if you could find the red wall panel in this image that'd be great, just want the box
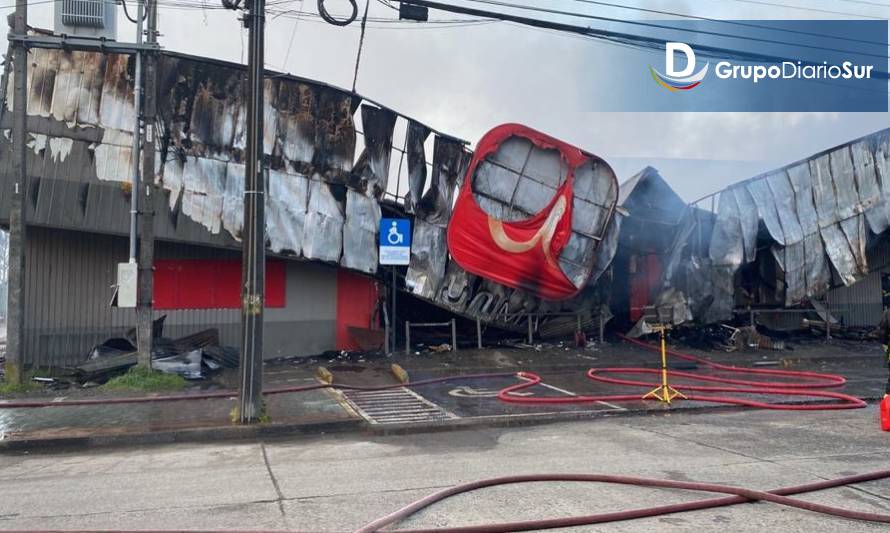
[336,270,380,350]
[154,259,286,310]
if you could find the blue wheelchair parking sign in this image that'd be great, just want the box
[379,218,411,265]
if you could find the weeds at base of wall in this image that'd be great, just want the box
[0,373,42,395]
[101,367,188,392]
[230,401,272,424]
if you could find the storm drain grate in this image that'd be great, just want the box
[340,388,457,424]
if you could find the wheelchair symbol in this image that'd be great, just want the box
[387,221,405,245]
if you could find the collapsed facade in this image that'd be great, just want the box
[662,129,890,328]
[1,44,888,368]
[0,46,622,366]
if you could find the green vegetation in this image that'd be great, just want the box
[0,375,42,395]
[101,366,188,392]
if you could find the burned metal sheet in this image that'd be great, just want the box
[419,135,468,226]
[302,178,343,263]
[222,162,244,239]
[351,105,396,196]
[810,155,858,285]
[851,140,889,235]
[765,172,806,305]
[709,189,744,267]
[341,189,381,273]
[829,148,868,276]
[313,89,356,179]
[733,186,759,264]
[874,132,890,220]
[746,179,785,246]
[404,121,430,214]
[267,169,309,255]
[405,218,447,300]
[787,161,830,297]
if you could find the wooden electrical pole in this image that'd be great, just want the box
[5,0,28,385]
[136,0,159,368]
[238,0,266,423]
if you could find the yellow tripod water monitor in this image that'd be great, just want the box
[642,324,687,404]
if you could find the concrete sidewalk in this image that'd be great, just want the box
[1,340,887,450]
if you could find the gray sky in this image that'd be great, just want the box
[5,0,889,200]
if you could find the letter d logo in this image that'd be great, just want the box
[650,42,709,92]
[666,42,695,77]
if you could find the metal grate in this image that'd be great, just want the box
[340,388,456,425]
[61,0,106,28]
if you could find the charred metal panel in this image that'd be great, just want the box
[405,218,447,299]
[302,178,344,264]
[419,135,468,225]
[746,179,785,246]
[313,89,356,180]
[709,190,744,267]
[851,140,888,235]
[787,161,830,297]
[811,154,859,285]
[267,169,308,255]
[874,132,890,221]
[341,189,381,273]
[404,121,430,214]
[351,105,396,196]
[829,147,868,276]
[766,172,806,305]
[733,187,759,264]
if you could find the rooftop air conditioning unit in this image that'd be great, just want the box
[54,0,117,40]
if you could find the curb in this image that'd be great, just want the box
[5,396,879,452]
[0,418,365,453]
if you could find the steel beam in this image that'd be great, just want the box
[7,33,160,54]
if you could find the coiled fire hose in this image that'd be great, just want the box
[497,335,867,410]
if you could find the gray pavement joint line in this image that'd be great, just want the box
[626,424,777,465]
[0,484,458,523]
[627,422,890,503]
[260,442,287,517]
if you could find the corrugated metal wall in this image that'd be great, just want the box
[23,226,337,368]
[824,240,890,327]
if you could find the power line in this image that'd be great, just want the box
[709,0,886,19]
[450,0,890,59]
[281,0,304,70]
[564,0,889,48]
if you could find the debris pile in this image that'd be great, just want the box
[73,317,238,382]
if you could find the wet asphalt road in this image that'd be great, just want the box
[1,406,889,532]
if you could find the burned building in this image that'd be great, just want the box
[0,46,623,367]
[663,127,890,329]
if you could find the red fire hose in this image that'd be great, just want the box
[497,335,866,410]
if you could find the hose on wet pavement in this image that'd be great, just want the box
[497,335,867,410]
[6,469,890,532]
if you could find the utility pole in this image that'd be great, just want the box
[137,0,159,368]
[238,0,266,423]
[5,0,28,385]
